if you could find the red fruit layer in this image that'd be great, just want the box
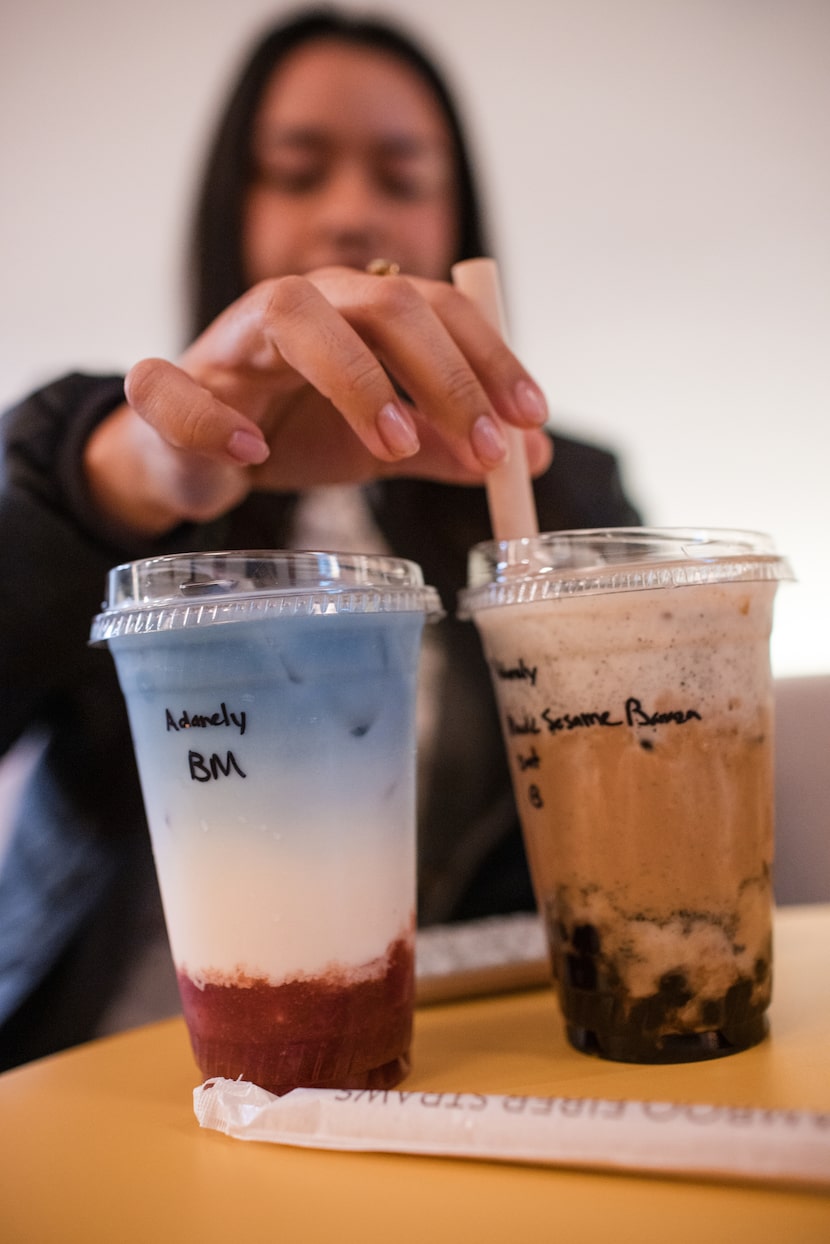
[178,934,413,1094]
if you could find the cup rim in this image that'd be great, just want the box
[458,527,795,615]
[90,548,444,644]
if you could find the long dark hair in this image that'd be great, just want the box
[187,6,491,339]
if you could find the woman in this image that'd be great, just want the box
[0,8,640,1069]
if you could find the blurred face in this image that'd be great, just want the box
[243,39,460,283]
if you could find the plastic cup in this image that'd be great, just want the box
[91,549,443,1093]
[459,528,794,1064]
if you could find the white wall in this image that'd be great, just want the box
[3,0,828,675]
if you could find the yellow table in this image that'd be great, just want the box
[1,905,828,1243]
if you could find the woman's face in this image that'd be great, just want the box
[243,39,460,284]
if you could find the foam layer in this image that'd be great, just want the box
[477,581,775,715]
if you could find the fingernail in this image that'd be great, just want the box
[377,402,420,457]
[227,429,270,464]
[471,414,508,466]
[514,380,549,426]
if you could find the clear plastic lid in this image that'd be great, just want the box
[459,528,795,615]
[90,549,444,643]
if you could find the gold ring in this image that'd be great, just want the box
[366,258,401,276]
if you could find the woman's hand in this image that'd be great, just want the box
[84,266,552,535]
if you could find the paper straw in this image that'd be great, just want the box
[194,1080,830,1193]
[451,258,539,540]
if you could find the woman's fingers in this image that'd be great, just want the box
[252,276,423,463]
[124,358,270,465]
[126,269,552,486]
[327,271,510,471]
[406,276,550,431]
[310,268,548,469]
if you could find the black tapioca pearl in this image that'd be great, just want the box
[640,739,654,751]
[657,971,693,1009]
[572,923,600,954]
[565,953,597,990]
[350,723,371,737]
[754,956,769,983]
[724,978,753,1022]
[628,993,668,1033]
[701,999,722,1026]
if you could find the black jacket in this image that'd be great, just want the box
[0,373,641,1068]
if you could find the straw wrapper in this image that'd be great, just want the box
[194,1080,830,1193]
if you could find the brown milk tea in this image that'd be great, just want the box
[461,529,793,1063]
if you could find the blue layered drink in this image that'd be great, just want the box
[92,551,442,1092]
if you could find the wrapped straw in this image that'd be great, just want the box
[194,1080,830,1193]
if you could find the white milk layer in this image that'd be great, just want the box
[151,815,414,985]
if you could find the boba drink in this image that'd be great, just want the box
[461,529,793,1063]
[91,551,442,1093]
